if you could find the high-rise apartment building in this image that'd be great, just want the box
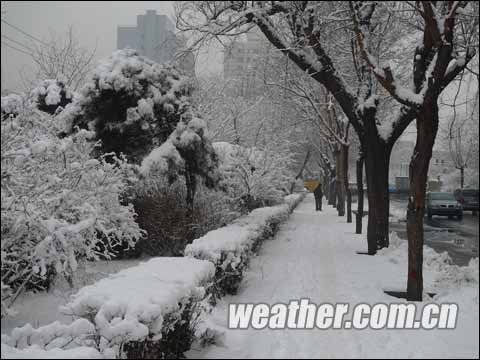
[117,10,194,76]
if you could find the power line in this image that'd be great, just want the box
[1,41,33,56]
[1,34,34,52]
[1,18,48,46]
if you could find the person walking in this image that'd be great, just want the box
[314,183,323,211]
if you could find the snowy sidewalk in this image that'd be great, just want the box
[188,194,478,359]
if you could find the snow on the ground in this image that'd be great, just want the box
[1,344,102,359]
[1,259,146,335]
[187,194,478,359]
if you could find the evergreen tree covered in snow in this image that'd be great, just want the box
[59,49,193,164]
[31,79,73,115]
[140,113,219,208]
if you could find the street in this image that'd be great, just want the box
[389,196,479,266]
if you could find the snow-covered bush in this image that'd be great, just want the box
[1,319,96,350]
[1,343,103,359]
[60,257,215,358]
[1,106,142,315]
[213,142,294,212]
[140,114,220,207]
[59,49,193,164]
[185,193,305,298]
[1,93,27,118]
[31,79,73,115]
[132,179,239,257]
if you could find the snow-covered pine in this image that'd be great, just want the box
[59,49,193,163]
[30,79,74,115]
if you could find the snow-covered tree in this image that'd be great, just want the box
[140,113,220,209]
[213,141,293,211]
[1,103,142,314]
[30,79,73,115]
[59,49,193,164]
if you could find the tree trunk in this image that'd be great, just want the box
[343,144,352,223]
[363,137,391,254]
[185,169,196,214]
[329,175,336,206]
[356,151,364,234]
[406,102,439,302]
[335,148,345,216]
[460,167,464,189]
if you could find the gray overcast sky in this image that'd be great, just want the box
[1,1,222,92]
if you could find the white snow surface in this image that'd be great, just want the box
[1,344,102,359]
[188,194,478,359]
[61,257,215,349]
[185,194,304,263]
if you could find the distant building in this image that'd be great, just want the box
[117,10,194,76]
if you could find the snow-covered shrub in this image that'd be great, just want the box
[1,318,96,350]
[185,193,305,298]
[61,257,215,358]
[31,79,73,115]
[140,113,220,207]
[1,106,142,314]
[59,49,193,164]
[132,179,239,257]
[0,343,103,359]
[213,142,294,212]
[1,93,27,119]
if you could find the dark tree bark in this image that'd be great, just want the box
[363,133,392,254]
[356,151,364,234]
[335,147,345,216]
[406,101,439,301]
[460,167,465,189]
[343,144,352,223]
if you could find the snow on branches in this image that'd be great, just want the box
[1,105,143,315]
[59,49,193,164]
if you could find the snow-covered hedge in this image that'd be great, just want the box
[185,192,305,297]
[58,257,215,358]
[1,343,102,359]
[1,319,97,352]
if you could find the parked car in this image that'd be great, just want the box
[454,188,479,215]
[426,192,463,220]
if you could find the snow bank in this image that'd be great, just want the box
[0,344,102,359]
[61,257,215,357]
[378,232,479,290]
[185,193,305,296]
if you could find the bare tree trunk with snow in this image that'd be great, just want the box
[356,151,364,234]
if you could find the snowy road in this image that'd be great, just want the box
[188,194,479,359]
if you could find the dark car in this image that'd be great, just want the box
[454,189,479,214]
[426,192,463,220]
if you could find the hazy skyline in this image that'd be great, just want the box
[1,1,223,92]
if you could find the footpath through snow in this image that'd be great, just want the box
[188,194,479,359]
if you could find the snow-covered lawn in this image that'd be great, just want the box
[188,194,478,359]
